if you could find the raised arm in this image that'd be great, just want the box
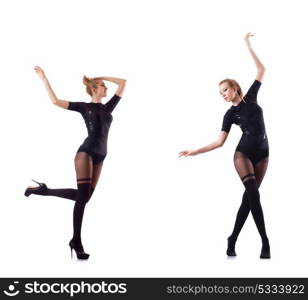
[244,33,265,82]
[179,131,229,157]
[34,66,69,109]
[97,76,126,97]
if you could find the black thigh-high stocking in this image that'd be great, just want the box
[71,154,103,251]
[72,183,92,249]
[36,186,94,201]
[71,152,94,251]
[228,152,269,255]
[243,179,268,243]
[229,159,268,241]
[26,151,103,257]
[229,190,250,241]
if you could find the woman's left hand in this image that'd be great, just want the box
[178,150,198,157]
[244,32,254,46]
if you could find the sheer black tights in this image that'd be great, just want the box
[229,151,269,245]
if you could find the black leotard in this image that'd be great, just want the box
[221,80,269,164]
[68,94,121,163]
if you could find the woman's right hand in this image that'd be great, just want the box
[178,150,199,157]
[34,66,46,80]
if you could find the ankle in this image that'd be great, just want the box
[262,237,269,246]
[228,235,237,243]
[70,238,83,251]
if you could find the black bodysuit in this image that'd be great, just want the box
[221,80,269,165]
[68,94,121,164]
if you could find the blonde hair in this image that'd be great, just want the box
[219,78,244,99]
[83,75,102,96]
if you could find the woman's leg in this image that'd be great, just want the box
[71,152,93,250]
[227,151,254,255]
[228,151,269,256]
[91,160,104,189]
[69,158,104,256]
[38,187,78,200]
[229,154,269,241]
[25,153,101,201]
[251,157,270,258]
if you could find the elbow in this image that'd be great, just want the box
[256,67,265,81]
[259,66,266,74]
[216,137,226,148]
[118,79,126,88]
[121,79,127,89]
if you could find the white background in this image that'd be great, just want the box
[0,0,307,277]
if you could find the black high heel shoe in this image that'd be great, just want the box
[260,240,271,259]
[226,236,237,257]
[69,240,90,260]
[24,180,47,197]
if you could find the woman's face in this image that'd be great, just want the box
[219,83,236,102]
[94,81,107,98]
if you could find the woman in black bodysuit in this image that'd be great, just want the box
[179,33,270,259]
[25,66,126,259]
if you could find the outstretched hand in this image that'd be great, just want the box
[178,150,198,157]
[34,66,46,80]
